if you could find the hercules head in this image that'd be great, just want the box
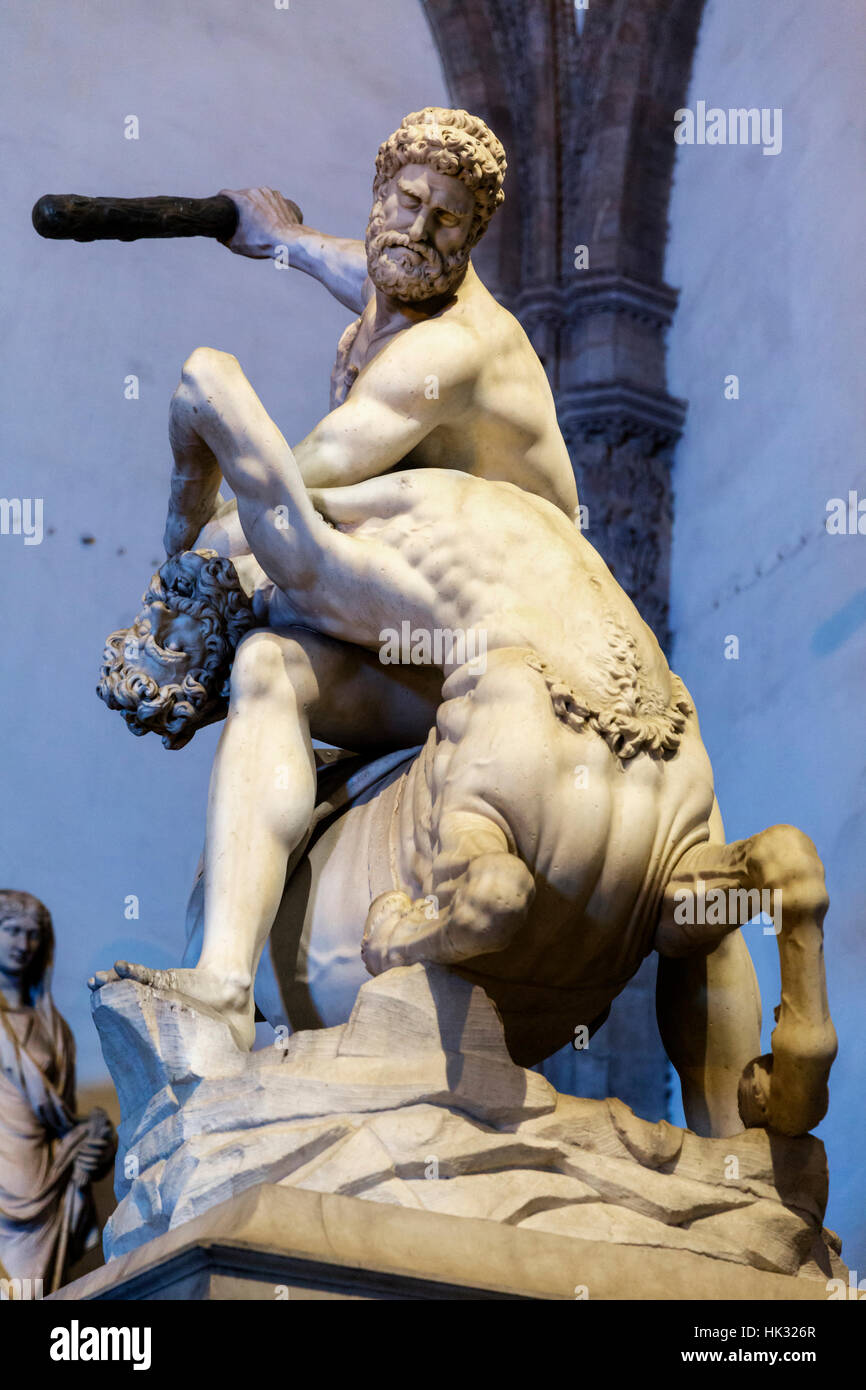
[366,107,507,304]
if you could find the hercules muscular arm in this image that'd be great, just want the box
[292,319,477,487]
[220,188,370,314]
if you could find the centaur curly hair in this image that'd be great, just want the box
[97,550,257,751]
[374,107,507,247]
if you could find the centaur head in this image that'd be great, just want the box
[97,549,256,750]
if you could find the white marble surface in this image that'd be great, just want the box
[92,962,844,1284]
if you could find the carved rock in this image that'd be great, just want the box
[93,963,844,1284]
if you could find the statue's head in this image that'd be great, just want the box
[0,890,53,999]
[97,549,257,750]
[366,107,507,303]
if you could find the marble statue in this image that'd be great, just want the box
[0,891,115,1290]
[79,110,840,1281]
[91,345,836,1139]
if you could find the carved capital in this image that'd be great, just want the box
[512,273,680,336]
[562,408,676,650]
[558,380,686,450]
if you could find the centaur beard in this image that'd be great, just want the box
[365,199,471,303]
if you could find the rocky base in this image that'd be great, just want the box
[50,1181,843,1302]
[92,964,845,1284]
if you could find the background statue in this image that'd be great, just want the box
[0,891,115,1291]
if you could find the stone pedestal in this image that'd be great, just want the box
[79,961,846,1296]
[50,1182,840,1302]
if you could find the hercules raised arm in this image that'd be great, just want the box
[219,185,368,314]
[163,108,577,559]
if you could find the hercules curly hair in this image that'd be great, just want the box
[374,107,507,247]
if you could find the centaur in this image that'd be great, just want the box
[91,345,836,1142]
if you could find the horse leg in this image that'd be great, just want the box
[656,820,836,1136]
